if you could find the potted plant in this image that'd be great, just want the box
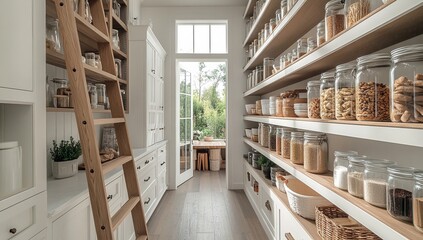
[259,156,274,179]
[50,136,82,179]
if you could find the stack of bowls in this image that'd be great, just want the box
[245,104,256,115]
[269,96,277,116]
[261,99,270,115]
[294,103,308,117]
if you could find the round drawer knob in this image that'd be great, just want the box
[9,228,17,234]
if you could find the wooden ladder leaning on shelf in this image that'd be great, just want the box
[52,0,148,239]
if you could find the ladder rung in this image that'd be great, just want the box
[112,196,140,231]
[102,155,132,174]
[94,118,125,125]
[136,236,148,240]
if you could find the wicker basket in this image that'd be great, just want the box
[315,206,381,240]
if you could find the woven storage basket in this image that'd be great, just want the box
[315,206,381,240]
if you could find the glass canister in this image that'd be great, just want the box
[347,155,367,198]
[334,151,359,190]
[307,80,321,119]
[85,52,96,67]
[276,128,283,155]
[263,58,274,79]
[95,54,102,70]
[269,96,277,116]
[112,29,120,49]
[114,59,122,78]
[390,44,423,123]
[260,124,270,148]
[253,39,258,55]
[413,171,423,232]
[84,0,93,24]
[256,66,264,84]
[46,18,62,53]
[287,0,297,12]
[282,128,292,160]
[363,159,396,208]
[113,0,121,18]
[286,52,292,67]
[356,53,391,121]
[276,97,283,117]
[264,23,270,41]
[281,0,288,19]
[96,84,106,106]
[335,61,357,120]
[304,132,328,174]
[270,18,277,34]
[307,37,316,53]
[258,123,262,144]
[325,0,345,41]
[88,84,98,109]
[345,0,378,28]
[276,9,282,24]
[53,78,69,96]
[291,48,298,63]
[268,125,277,151]
[320,71,336,119]
[297,38,307,59]
[317,20,326,47]
[290,131,304,164]
[387,166,416,222]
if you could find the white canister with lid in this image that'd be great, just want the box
[0,141,22,198]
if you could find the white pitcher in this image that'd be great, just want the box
[0,141,22,199]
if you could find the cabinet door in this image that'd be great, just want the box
[147,75,156,110]
[155,54,162,79]
[156,78,164,111]
[147,111,156,146]
[146,42,155,75]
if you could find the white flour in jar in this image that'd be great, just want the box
[333,166,348,190]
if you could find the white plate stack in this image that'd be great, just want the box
[294,103,308,118]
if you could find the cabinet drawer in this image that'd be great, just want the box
[158,146,166,174]
[139,165,156,194]
[142,182,156,216]
[105,176,123,208]
[137,151,156,171]
[279,204,312,240]
[0,192,46,240]
[261,187,275,233]
[157,170,167,197]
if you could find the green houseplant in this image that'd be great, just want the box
[258,156,274,179]
[50,136,82,179]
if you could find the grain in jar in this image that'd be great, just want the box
[268,125,277,151]
[387,166,416,222]
[303,132,328,174]
[317,20,325,47]
[307,80,321,119]
[320,71,336,119]
[290,131,304,164]
[347,155,366,198]
[345,0,371,28]
[260,124,270,148]
[325,0,345,41]
[276,128,283,155]
[282,128,293,160]
[335,61,357,120]
[413,171,423,232]
[363,159,396,208]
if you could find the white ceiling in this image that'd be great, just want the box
[140,0,248,7]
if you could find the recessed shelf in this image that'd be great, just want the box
[244,138,423,240]
[243,0,255,19]
[244,1,423,96]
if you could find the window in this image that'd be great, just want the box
[176,21,227,54]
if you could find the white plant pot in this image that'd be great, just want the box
[52,158,79,179]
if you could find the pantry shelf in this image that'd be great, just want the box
[243,138,422,240]
[244,115,423,148]
[243,0,255,19]
[244,161,319,239]
[243,0,280,47]
[74,13,110,43]
[112,13,128,31]
[46,107,111,113]
[113,47,128,59]
[244,0,423,96]
[243,0,327,70]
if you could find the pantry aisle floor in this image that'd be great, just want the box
[147,170,268,240]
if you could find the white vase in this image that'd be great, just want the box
[52,158,79,179]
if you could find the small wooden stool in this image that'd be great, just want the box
[197,153,208,171]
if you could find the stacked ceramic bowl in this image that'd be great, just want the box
[269,96,277,116]
[261,99,270,115]
[294,103,308,117]
[245,104,256,115]
[245,128,252,138]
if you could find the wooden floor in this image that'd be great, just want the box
[147,170,268,240]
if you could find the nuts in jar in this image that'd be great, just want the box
[320,71,336,119]
[335,61,357,120]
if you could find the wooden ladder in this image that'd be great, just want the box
[52,0,148,239]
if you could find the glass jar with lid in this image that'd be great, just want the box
[258,32,262,49]
[46,18,62,53]
[334,151,359,190]
[325,0,345,41]
[307,80,321,119]
[275,9,282,24]
[276,97,283,117]
[287,0,297,12]
[257,123,262,145]
[297,38,307,59]
[260,29,265,46]
[84,0,93,24]
[387,166,416,222]
[276,128,283,155]
[269,18,277,34]
[264,23,270,42]
[304,132,328,173]
[96,84,106,106]
[113,0,121,18]
[53,78,69,96]
[281,0,288,19]
[114,58,122,78]
[286,52,292,67]
[253,39,258,55]
[282,128,293,159]
[344,0,376,28]
[413,171,423,232]
[356,53,390,121]
[317,20,326,47]
[390,44,423,123]
[268,125,277,151]
[307,37,316,53]
[112,29,120,49]
[85,52,96,67]
[363,159,396,208]
[291,49,298,63]
[263,58,274,79]
[88,84,98,109]
[347,155,367,198]
[335,61,357,120]
[255,66,264,84]
[260,124,270,148]
[290,131,303,164]
[95,54,102,70]
[320,71,336,119]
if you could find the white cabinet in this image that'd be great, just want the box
[128,25,166,148]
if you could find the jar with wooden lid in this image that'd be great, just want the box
[304,132,328,173]
[290,131,304,164]
[282,128,293,160]
[320,71,336,119]
[390,44,423,123]
[325,0,345,41]
[356,53,390,121]
[335,61,357,120]
[334,151,359,190]
[363,159,396,208]
[276,128,283,155]
[260,124,270,148]
[347,155,366,198]
[307,80,321,119]
[413,171,423,232]
[268,125,277,151]
[317,20,326,46]
[387,166,416,222]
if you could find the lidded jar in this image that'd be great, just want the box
[281,128,293,159]
[290,131,304,164]
[333,151,358,190]
[112,29,120,49]
[320,71,336,119]
[347,155,367,198]
[307,37,316,53]
[390,44,423,123]
[260,124,270,148]
[263,58,275,79]
[297,38,308,58]
[325,0,345,41]
[317,20,326,46]
[387,166,416,222]
[335,61,357,120]
[413,171,423,232]
[268,125,277,151]
[344,0,379,28]
[276,97,283,117]
[46,18,63,53]
[276,128,283,155]
[307,80,321,119]
[281,0,288,19]
[255,66,264,84]
[303,132,328,174]
[96,84,106,106]
[264,23,270,41]
[355,53,391,121]
[88,84,98,109]
[363,159,396,208]
[275,9,282,24]
[269,18,277,33]
[257,123,262,145]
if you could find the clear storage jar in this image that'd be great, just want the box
[270,18,277,34]
[260,124,270,148]
[112,29,120,49]
[255,66,264,84]
[363,159,396,208]
[287,0,297,12]
[261,29,265,46]
[345,0,370,28]
[113,0,121,18]
[257,123,262,144]
[264,23,270,41]
[290,131,304,164]
[333,151,359,190]
[88,84,98,108]
[320,71,336,119]
[268,125,277,151]
[390,44,423,123]
[317,20,326,47]
[281,0,288,19]
[347,155,366,198]
[253,39,258,55]
[297,38,308,59]
[307,37,316,53]
[307,80,321,119]
[96,84,106,106]
[325,0,345,41]
[413,172,423,232]
[282,128,292,160]
[335,61,357,120]
[387,166,415,222]
[276,128,283,155]
[85,52,96,67]
[291,48,298,63]
[263,58,274,79]
[95,54,102,70]
[276,9,282,24]
[276,97,283,117]
[46,18,62,53]
[303,132,328,174]
[356,53,390,121]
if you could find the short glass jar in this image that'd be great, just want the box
[297,38,308,59]
[325,0,345,41]
[390,44,423,123]
[307,37,316,53]
[85,52,96,67]
[290,131,304,164]
[268,125,277,151]
[347,155,366,198]
[291,48,298,63]
[303,132,328,174]
[263,58,275,79]
[95,54,102,70]
[345,0,372,28]
[335,61,357,120]
[355,53,391,121]
[96,83,106,106]
[275,9,282,24]
[363,159,396,208]
[307,80,321,119]
[112,29,120,49]
[320,71,336,119]
[286,52,292,66]
[260,124,270,148]
[276,128,283,155]
[333,151,359,190]
[317,20,326,47]
[387,166,416,222]
[413,171,423,232]
[281,0,288,19]
[282,128,293,159]
[269,18,277,33]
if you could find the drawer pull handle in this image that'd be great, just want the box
[137,166,141,170]
[145,160,150,165]
[161,150,164,153]
[265,200,271,211]
[160,162,165,166]
[285,233,295,240]
[144,197,151,205]
[144,176,151,182]
[152,69,155,74]
[107,195,113,200]
[9,228,17,234]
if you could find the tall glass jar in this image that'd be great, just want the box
[46,18,62,53]
[325,0,345,41]
[356,53,391,121]
[387,166,415,222]
[335,61,357,120]
[290,131,304,164]
[320,71,336,119]
[307,37,316,53]
[345,0,373,28]
[269,18,277,34]
[297,38,307,59]
[112,29,120,49]
[276,128,283,155]
[363,159,396,208]
[390,44,423,123]
[263,58,274,79]
[261,124,270,148]
[291,48,298,63]
[347,156,366,198]
[257,123,262,145]
[303,132,328,174]
[253,39,258,55]
[282,128,292,160]
[287,0,297,12]
[317,20,326,46]
[256,66,264,84]
[276,97,283,117]
[281,0,288,19]
[268,125,277,151]
[88,84,98,109]
[96,84,106,106]
[307,80,321,119]
[264,23,270,41]
[275,9,282,24]
[333,151,359,190]
[261,29,265,46]
[413,171,423,232]
[95,54,102,70]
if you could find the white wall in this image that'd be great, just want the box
[139,6,246,189]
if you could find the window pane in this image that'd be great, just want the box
[177,25,193,53]
[211,24,227,53]
[194,25,210,54]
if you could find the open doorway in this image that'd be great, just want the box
[176,61,227,186]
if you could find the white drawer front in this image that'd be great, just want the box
[137,152,156,171]
[142,182,156,217]
[261,189,275,233]
[139,165,156,194]
[279,204,312,240]
[106,176,123,208]
[157,170,167,197]
[0,192,46,240]
[158,146,166,174]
